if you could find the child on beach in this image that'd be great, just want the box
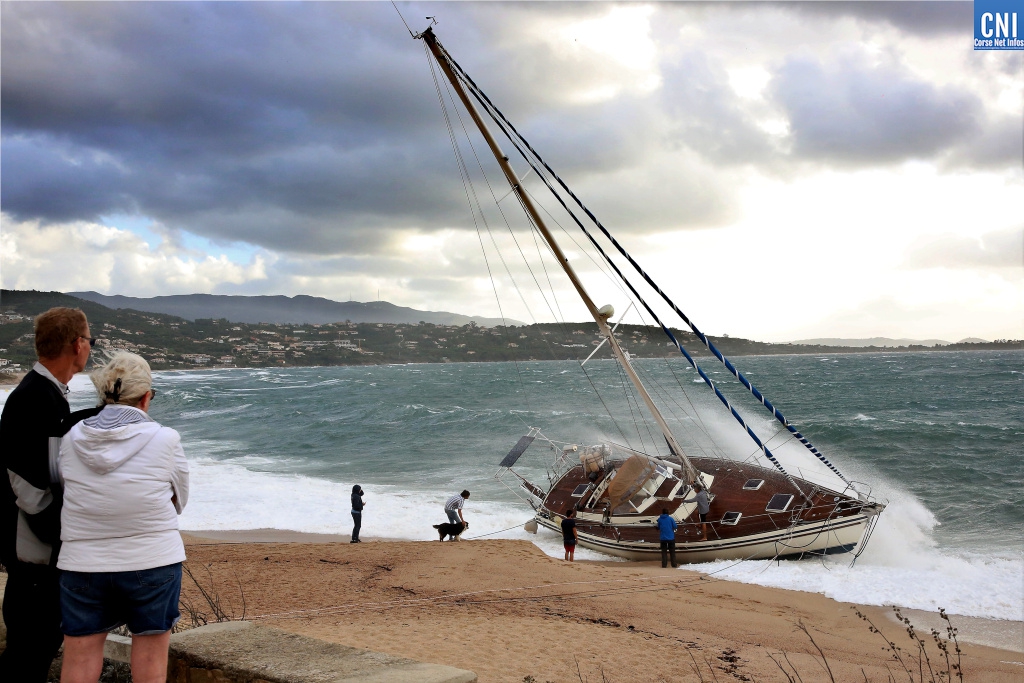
[561,509,578,562]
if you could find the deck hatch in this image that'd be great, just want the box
[571,484,590,497]
[742,479,764,490]
[721,512,742,525]
[766,494,795,512]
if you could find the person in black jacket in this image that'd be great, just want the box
[0,307,99,681]
[350,485,365,543]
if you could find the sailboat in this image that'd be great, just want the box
[416,26,886,563]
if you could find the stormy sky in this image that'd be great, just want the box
[2,2,1021,341]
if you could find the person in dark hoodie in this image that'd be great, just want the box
[351,485,365,543]
[0,307,100,682]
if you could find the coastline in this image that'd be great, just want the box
[4,346,1019,393]
[181,529,1024,664]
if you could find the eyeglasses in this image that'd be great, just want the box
[149,388,158,399]
[79,336,98,348]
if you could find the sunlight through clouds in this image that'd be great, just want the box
[549,5,661,103]
[0,216,269,296]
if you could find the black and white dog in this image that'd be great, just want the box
[432,521,468,541]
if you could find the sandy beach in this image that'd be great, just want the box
[179,531,1022,683]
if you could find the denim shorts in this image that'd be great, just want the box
[59,563,182,636]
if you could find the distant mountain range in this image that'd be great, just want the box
[69,292,521,327]
[791,337,990,348]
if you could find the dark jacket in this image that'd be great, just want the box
[351,485,364,512]
[0,370,99,570]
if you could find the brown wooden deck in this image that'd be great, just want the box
[539,456,868,546]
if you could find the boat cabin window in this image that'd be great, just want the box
[721,512,742,526]
[742,479,764,490]
[766,494,795,512]
[571,484,590,497]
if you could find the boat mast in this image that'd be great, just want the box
[421,28,699,483]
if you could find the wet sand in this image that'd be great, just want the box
[180,531,1022,682]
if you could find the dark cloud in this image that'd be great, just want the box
[0,1,1012,259]
[1,135,137,220]
[1,2,704,252]
[944,113,1024,169]
[659,50,775,165]
[770,50,983,163]
[792,1,972,37]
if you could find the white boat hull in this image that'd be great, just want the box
[536,513,874,563]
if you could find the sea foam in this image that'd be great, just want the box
[693,492,1023,621]
[180,456,615,562]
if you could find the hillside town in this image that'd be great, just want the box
[0,290,1017,378]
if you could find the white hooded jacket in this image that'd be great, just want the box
[58,404,189,572]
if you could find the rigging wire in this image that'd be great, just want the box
[518,190,652,452]
[389,1,416,38]
[431,40,843,485]
[429,42,636,448]
[542,227,723,460]
[441,53,679,454]
[610,354,652,455]
[438,51,810,497]
[438,55,672,456]
[629,360,719,460]
[426,43,533,419]
[439,71,632,448]
[521,185,635,305]
[617,293,723,457]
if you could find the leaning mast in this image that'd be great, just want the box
[420,28,699,483]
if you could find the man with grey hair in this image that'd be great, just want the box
[0,307,100,681]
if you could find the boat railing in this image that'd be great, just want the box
[841,480,875,503]
[548,447,579,483]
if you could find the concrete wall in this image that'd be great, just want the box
[1,581,475,683]
[164,622,477,683]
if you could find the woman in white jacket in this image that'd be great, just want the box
[57,351,188,683]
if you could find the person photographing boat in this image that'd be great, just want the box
[445,490,470,525]
[657,509,678,568]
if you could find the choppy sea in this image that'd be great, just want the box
[4,350,1021,623]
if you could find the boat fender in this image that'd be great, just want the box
[524,519,538,534]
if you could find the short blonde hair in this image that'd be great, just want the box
[34,307,88,359]
[90,351,152,407]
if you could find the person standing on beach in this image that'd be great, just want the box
[351,485,364,543]
[445,490,470,525]
[561,509,578,562]
[0,307,99,682]
[657,508,678,568]
[57,351,189,683]
[693,484,710,540]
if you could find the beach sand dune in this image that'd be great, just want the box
[180,535,1021,682]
